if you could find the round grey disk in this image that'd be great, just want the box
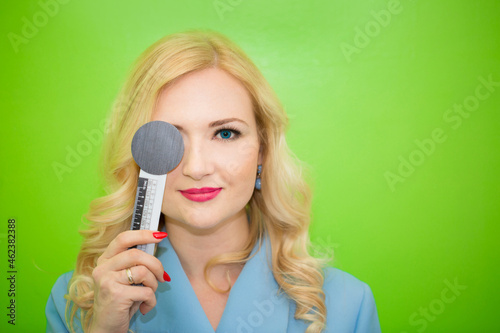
[131,121,184,175]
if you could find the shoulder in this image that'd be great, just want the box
[322,267,381,333]
[322,266,369,302]
[46,271,80,333]
[51,271,74,292]
[48,271,74,305]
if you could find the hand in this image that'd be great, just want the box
[89,230,168,333]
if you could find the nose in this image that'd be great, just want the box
[181,138,214,180]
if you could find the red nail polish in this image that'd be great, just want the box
[163,271,171,282]
[153,232,168,239]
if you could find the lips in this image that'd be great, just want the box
[179,187,222,202]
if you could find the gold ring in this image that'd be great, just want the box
[126,268,135,285]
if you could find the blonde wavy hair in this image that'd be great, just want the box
[66,29,326,332]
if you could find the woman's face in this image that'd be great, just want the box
[152,68,261,230]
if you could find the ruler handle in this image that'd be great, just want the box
[130,169,167,256]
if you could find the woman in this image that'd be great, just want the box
[46,30,381,332]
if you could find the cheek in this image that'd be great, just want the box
[218,144,260,185]
[164,168,181,191]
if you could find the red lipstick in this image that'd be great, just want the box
[180,187,222,202]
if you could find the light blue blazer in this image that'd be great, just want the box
[46,237,381,332]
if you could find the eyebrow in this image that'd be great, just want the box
[209,118,248,128]
[172,118,249,131]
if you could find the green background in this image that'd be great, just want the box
[1,0,499,332]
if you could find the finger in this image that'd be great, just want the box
[126,285,157,313]
[130,301,141,317]
[99,230,167,261]
[139,301,154,316]
[136,291,157,315]
[97,248,165,282]
[122,266,159,291]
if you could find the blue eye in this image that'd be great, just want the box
[219,130,232,139]
[214,127,241,141]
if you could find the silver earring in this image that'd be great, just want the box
[255,164,262,190]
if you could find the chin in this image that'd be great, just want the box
[167,213,225,231]
[165,206,247,232]
[185,217,218,228]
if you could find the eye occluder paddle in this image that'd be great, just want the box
[130,121,184,255]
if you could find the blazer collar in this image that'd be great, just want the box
[131,235,290,332]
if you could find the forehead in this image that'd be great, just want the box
[153,68,255,126]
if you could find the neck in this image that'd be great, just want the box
[165,209,250,284]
